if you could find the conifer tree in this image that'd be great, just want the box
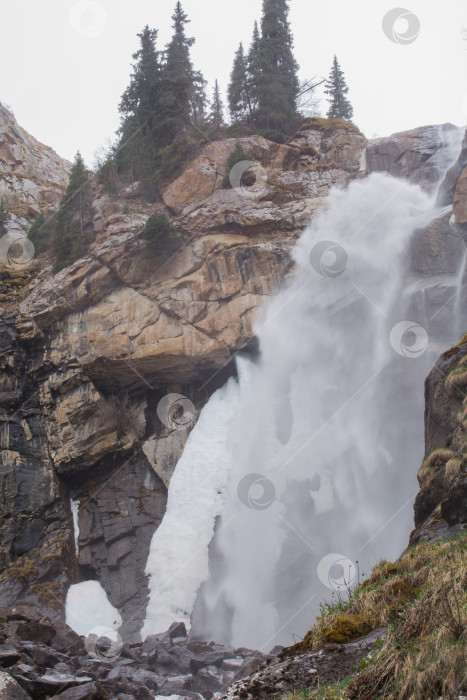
[116,25,163,194]
[191,76,208,130]
[247,22,261,114]
[53,152,94,271]
[0,203,9,237]
[228,43,251,122]
[253,0,299,132]
[160,2,198,139]
[28,212,53,254]
[208,80,225,132]
[324,55,353,120]
[119,26,162,132]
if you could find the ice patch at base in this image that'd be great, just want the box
[141,361,253,639]
[65,580,122,636]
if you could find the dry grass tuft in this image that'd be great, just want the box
[422,448,456,469]
[445,355,467,396]
[282,679,350,700]
[292,535,466,700]
[321,614,372,644]
[300,117,360,135]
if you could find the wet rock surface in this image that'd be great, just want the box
[219,629,386,699]
[410,338,467,544]
[366,123,462,191]
[1,115,467,643]
[75,452,168,642]
[0,608,272,699]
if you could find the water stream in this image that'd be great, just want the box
[143,168,466,650]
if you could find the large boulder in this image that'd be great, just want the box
[436,127,467,207]
[162,124,366,215]
[161,135,303,213]
[366,123,462,191]
[0,670,31,699]
[410,338,467,543]
[410,208,464,276]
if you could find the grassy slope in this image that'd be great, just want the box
[282,533,466,700]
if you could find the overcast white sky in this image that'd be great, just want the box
[1,0,466,165]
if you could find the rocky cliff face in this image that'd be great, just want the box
[0,115,466,643]
[408,132,467,545]
[0,103,71,235]
[409,336,467,544]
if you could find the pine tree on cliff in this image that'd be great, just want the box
[28,212,53,254]
[191,76,208,130]
[0,203,9,236]
[208,80,225,132]
[117,25,163,194]
[247,22,261,114]
[252,0,299,132]
[228,43,252,123]
[160,2,202,139]
[324,56,353,120]
[53,152,94,272]
[119,25,162,133]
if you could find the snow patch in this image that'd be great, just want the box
[141,361,252,638]
[65,581,122,636]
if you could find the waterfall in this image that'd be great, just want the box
[454,246,467,338]
[143,171,466,650]
[141,368,251,639]
[70,497,80,557]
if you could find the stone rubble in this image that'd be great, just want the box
[0,606,272,699]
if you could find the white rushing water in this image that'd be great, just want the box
[141,367,252,638]
[70,498,80,556]
[143,169,466,649]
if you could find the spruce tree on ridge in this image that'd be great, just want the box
[324,55,353,120]
[53,152,94,271]
[161,2,199,139]
[252,0,299,132]
[208,80,225,133]
[228,43,251,123]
